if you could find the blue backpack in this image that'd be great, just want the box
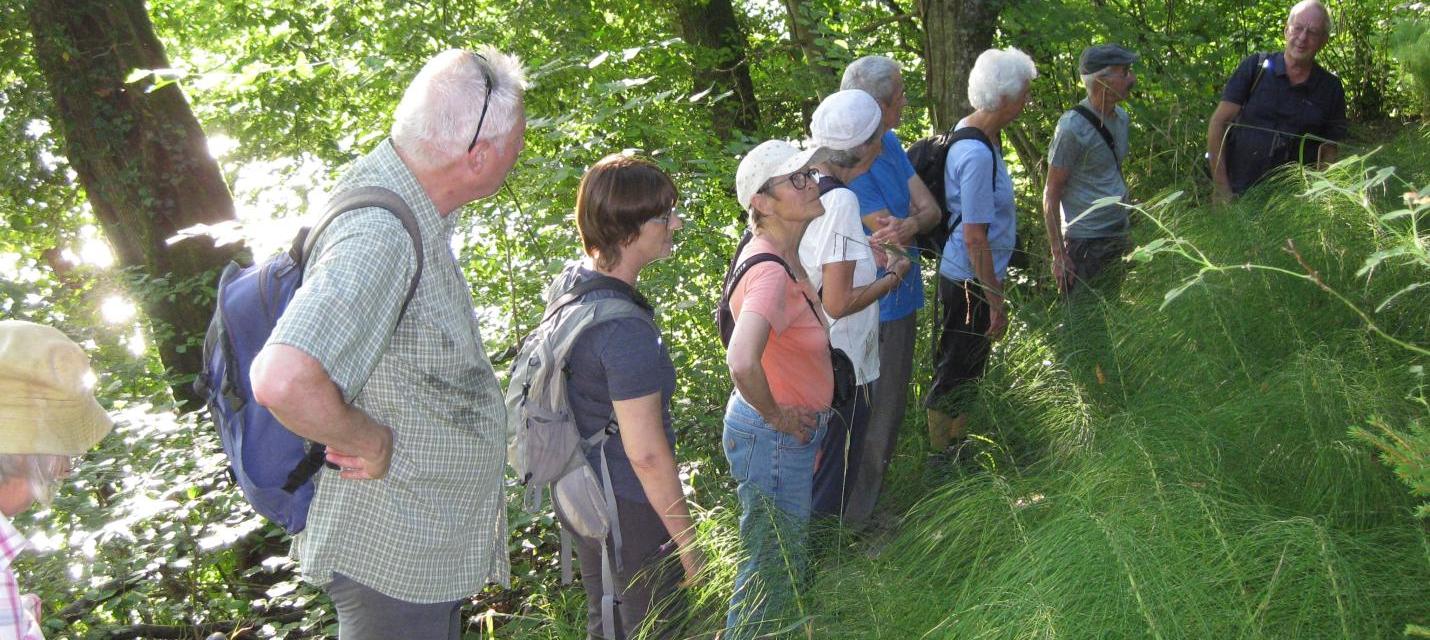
[195,186,424,534]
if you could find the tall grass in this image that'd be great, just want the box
[768,129,1428,638]
[509,129,1429,639]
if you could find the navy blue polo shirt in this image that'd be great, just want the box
[1220,52,1347,194]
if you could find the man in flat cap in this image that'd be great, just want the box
[1043,44,1139,295]
[1207,0,1347,201]
[0,320,114,638]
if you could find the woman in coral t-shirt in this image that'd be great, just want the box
[721,139,833,639]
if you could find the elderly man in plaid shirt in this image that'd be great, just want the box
[251,47,527,638]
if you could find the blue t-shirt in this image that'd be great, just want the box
[940,123,1017,282]
[564,266,678,504]
[847,129,924,322]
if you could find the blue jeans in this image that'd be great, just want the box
[721,392,828,639]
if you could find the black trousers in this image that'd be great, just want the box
[925,277,992,416]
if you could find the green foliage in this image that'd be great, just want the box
[783,129,1430,639]
[1390,17,1430,118]
[4,0,1429,636]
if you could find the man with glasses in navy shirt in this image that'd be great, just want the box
[1207,0,1348,201]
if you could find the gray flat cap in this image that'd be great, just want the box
[1079,44,1139,74]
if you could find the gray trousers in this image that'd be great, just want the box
[328,572,462,640]
[844,312,917,524]
[570,496,687,639]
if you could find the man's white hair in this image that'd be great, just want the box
[1081,67,1119,96]
[0,454,67,508]
[391,47,528,173]
[840,56,903,104]
[968,47,1038,112]
[1288,0,1334,34]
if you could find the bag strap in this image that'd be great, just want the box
[1071,105,1126,188]
[298,186,426,323]
[1247,52,1271,103]
[1071,105,1122,166]
[726,251,833,345]
[948,126,999,193]
[543,273,653,323]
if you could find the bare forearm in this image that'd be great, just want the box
[630,456,697,548]
[1042,184,1066,256]
[730,364,779,419]
[965,236,1003,301]
[252,345,389,459]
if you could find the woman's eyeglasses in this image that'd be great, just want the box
[648,206,679,226]
[466,53,496,153]
[760,168,822,194]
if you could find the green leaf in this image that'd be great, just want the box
[294,53,314,80]
[1356,245,1415,277]
[1129,238,1173,263]
[1160,275,1203,310]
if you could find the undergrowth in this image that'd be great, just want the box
[613,128,1430,639]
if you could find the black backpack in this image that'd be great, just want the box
[906,126,999,261]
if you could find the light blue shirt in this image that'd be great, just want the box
[939,122,1017,282]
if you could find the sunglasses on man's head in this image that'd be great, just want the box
[466,52,496,154]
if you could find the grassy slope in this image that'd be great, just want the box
[510,127,1429,640]
[794,126,1430,639]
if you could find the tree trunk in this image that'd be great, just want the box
[28,0,237,410]
[921,0,1001,130]
[782,0,838,89]
[673,0,762,140]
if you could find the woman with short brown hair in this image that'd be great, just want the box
[553,154,700,639]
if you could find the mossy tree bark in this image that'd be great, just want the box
[921,0,1002,130]
[28,0,237,409]
[673,0,762,140]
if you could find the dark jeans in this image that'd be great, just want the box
[811,382,874,518]
[926,278,991,416]
[568,497,687,640]
[843,313,916,524]
[1065,235,1131,295]
[328,572,463,640]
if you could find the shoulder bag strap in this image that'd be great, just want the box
[300,185,426,323]
[1071,105,1125,183]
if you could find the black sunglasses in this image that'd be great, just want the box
[466,52,496,153]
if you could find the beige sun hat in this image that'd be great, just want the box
[0,320,113,455]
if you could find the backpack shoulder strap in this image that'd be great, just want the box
[543,274,653,324]
[949,126,1000,192]
[1248,52,1271,100]
[725,252,794,304]
[299,186,426,322]
[1071,105,1121,164]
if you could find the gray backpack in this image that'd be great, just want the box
[506,265,656,640]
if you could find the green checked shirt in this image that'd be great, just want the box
[268,139,509,602]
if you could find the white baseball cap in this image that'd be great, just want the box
[736,140,821,210]
[810,90,882,150]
